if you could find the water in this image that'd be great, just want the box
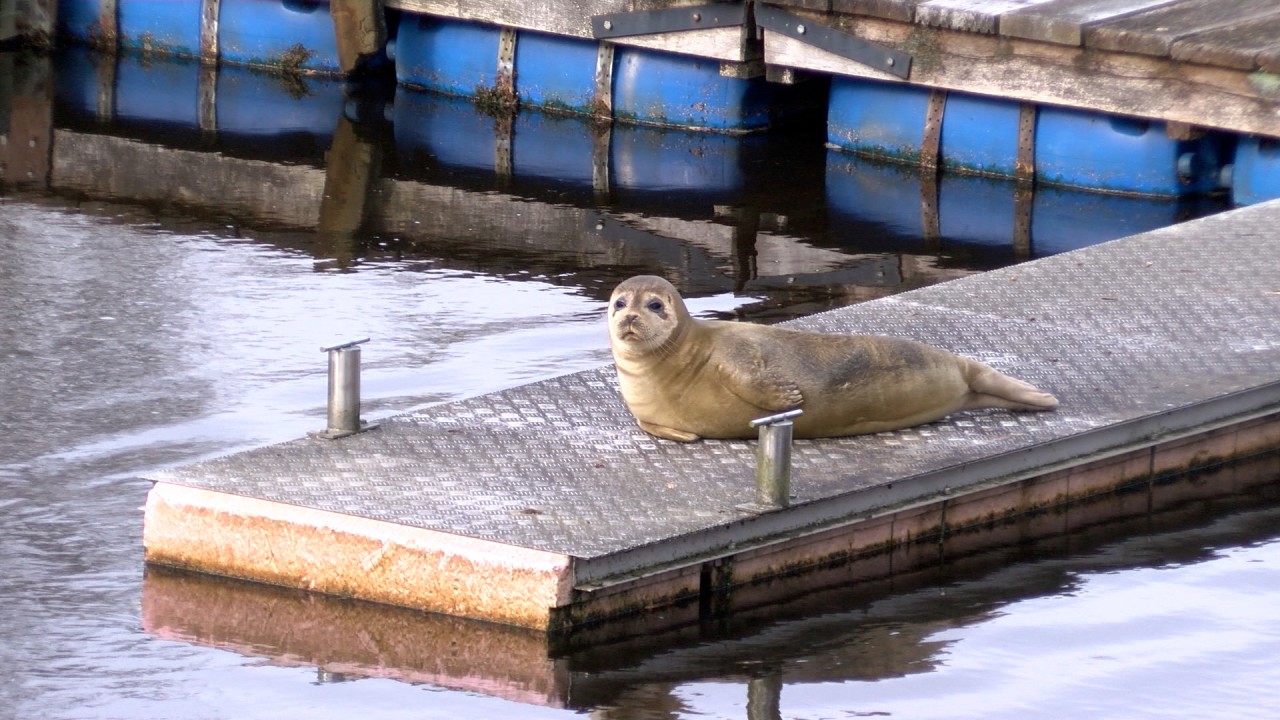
[3,47,1280,719]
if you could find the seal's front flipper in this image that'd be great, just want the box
[716,342,805,412]
[638,420,701,442]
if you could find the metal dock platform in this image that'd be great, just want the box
[143,199,1280,633]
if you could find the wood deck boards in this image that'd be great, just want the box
[776,0,1280,67]
[762,0,1280,137]
[373,0,1280,135]
[1083,0,1279,58]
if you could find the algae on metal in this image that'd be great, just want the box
[274,43,315,74]
[475,72,518,117]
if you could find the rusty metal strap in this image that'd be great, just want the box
[921,88,946,169]
[1016,102,1036,182]
[592,3,748,39]
[200,0,220,62]
[755,4,910,79]
[497,27,517,93]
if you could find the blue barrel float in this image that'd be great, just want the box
[215,64,347,143]
[1231,136,1280,206]
[218,0,342,73]
[54,43,344,152]
[392,13,780,132]
[827,77,1228,197]
[824,152,1199,256]
[392,88,747,202]
[53,45,203,130]
[55,0,341,72]
[55,0,116,44]
[56,0,203,55]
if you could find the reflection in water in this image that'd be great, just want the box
[41,44,1230,320]
[1,45,1275,720]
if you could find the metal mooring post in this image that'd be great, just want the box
[314,338,372,439]
[740,409,803,513]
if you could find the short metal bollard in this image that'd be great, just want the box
[313,338,374,439]
[739,409,803,513]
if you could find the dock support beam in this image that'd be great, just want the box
[330,0,387,76]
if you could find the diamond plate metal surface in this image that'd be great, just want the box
[151,202,1280,569]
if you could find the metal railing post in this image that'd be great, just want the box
[741,409,802,512]
[316,338,371,439]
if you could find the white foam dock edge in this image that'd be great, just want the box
[143,483,574,629]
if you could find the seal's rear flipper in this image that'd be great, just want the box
[965,363,1059,412]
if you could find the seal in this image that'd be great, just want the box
[608,275,1058,442]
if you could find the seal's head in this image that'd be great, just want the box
[608,275,690,359]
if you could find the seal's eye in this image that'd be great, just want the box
[646,299,664,313]
[613,298,626,310]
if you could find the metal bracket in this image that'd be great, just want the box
[199,0,220,64]
[754,4,910,80]
[592,3,748,39]
[593,41,615,116]
[496,26,517,94]
[921,88,946,169]
[1016,101,1037,183]
[591,3,910,79]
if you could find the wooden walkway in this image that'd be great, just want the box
[761,0,1280,137]
[387,0,1280,137]
[34,0,1280,137]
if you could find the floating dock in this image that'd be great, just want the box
[138,457,1280,702]
[42,0,1280,202]
[143,199,1280,633]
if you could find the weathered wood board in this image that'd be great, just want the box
[765,12,1280,137]
[1084,0,1279,58]
[997,0,1183,46]
[379,0,1280,136]
[386,0,752,61]
[915,0,1047,35]
[826,0,922,23]
[1169,15,1280,72]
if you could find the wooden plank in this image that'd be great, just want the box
[331,0,388,73]
[914,0,1057,35]
[1085,0,1280,58]
[998,0,1182,47]
[391,0,617,37]
[609,26,750,63]
[768,0,833,13]
[1171,15,1280,72]
[387,0,750,61]
[764,14,1280,137]
[829,0,924,23]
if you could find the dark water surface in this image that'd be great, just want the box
[3,48,1280,719]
